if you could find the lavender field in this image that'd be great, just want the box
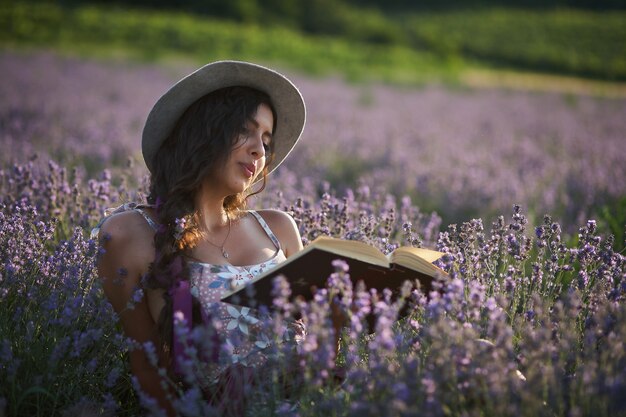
[3,50,626,228]
[1,50,626,416]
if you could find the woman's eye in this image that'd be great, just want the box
[263,142,271,153]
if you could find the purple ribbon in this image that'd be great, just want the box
[170,277,211,375]
[170,279,193,375]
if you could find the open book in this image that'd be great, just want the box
[221,236,447,313]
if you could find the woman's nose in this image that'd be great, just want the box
[249,133,265,159]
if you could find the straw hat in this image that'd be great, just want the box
[142,60,306,175]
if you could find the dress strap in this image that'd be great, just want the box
[90,202,158,239]
[133,207,159,231]
[248,211,281,251]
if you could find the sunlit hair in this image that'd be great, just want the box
[144,86,276,365]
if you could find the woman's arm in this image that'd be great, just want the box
[97,212,175,416]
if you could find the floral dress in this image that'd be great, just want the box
[94,204,303,384]
[184,211,302,381]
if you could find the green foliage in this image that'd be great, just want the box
[3,2,626,83]
[403,8,626,80]
[297,1,404,44]
[0,2,455,85]
[348,0,626,11]
[598,196,626,252]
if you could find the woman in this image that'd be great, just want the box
[95,61,307,415]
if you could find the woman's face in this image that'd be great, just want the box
[212,103,274,195]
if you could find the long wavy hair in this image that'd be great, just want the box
[144,86,276,365]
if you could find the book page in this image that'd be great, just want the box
[394,247,443,263]
[310,236,389,267]
[389,246,445,275]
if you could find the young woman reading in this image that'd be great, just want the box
[95,61,311,415]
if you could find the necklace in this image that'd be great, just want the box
[203,211,232,259]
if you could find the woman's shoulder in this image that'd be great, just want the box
[253,209,298,233]
[97,209,157,302]
[253,209,302,256]
[98,209,157,243]
[97,209,157,270]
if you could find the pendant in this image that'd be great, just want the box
[222,248,229,259]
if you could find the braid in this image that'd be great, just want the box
[142,86,274,366]
[145,191,197,362]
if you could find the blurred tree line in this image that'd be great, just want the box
[32,0,626,80]
[50,0,626,41]
[350,0,626,10]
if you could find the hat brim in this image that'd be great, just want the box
[142,60,306,178]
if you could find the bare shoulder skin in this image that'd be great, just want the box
[255,209,304,257]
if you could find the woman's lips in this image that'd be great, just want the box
[240,163,255,178]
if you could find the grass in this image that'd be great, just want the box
[401,8,626,81]
[0,2,459,85]
[2,2,626,96]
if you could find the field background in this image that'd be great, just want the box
[1,1,626,415]
[1,0,625,239]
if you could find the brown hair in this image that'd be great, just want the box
[144,86,276,366]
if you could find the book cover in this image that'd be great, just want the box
[221,237,446,311]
